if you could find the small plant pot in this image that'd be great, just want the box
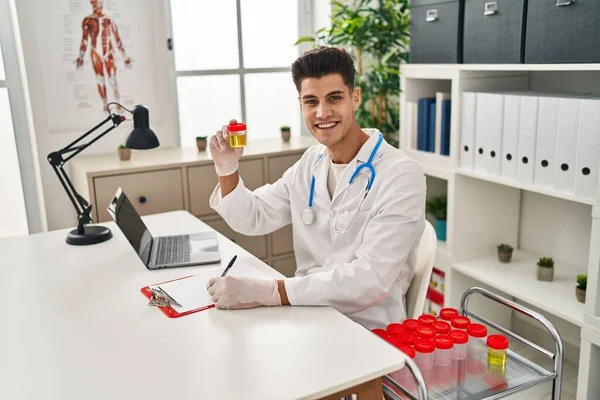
[281,130,291,142]
[536,266,554,282]
[498,250,513,263]
[196,138,207,152]
[434,218,446,241]
[118,148,131,161]
[576,287,586,303]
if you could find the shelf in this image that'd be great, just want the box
[452,250,586,327]
[583,314,600,337]
[401,63,600,76]
[403,148,455,180]
[456,168,595,206]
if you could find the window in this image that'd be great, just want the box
[0,33,28,238]
[169,0,311,146]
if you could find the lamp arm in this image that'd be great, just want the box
[47,113,126,231]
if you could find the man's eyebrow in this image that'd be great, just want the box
[301,90,346,100]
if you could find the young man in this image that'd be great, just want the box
[206,46,426,329]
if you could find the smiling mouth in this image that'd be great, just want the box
[315,121,339,130]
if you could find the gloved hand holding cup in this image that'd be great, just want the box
[209,119,246,176]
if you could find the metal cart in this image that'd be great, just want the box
[382,287,564,400]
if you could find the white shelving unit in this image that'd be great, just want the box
[400,63,600,400]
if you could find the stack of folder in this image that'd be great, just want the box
[460,91,600,199]
[406,93,452,156]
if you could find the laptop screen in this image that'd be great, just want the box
[107,188,153,264]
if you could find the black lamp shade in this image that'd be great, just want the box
[124,105,160,150]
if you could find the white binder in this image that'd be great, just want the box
[485,93,504,176]
[460,92,476,170]
[554,98,581,194]
[533,96,560,189]
[575,99,600,198]
[474,93,490,173]
[501,94,520,180]
[516,95,539,186]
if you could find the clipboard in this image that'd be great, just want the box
[140,275,215,318]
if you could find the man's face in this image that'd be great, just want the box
[91,0,103,13]
[298,73,360,147]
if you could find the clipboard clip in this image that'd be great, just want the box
[148,286,180,308]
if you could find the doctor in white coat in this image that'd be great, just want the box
[206,46,426,329]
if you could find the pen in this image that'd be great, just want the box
[220,255,238,277]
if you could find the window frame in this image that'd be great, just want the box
[0,0,46,234]
[164,0,316,146]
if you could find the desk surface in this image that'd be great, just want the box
[0,211,405,400]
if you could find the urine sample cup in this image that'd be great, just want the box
[467,323,488,357]
[440,307,459,322]
[414,338,435,370]
[434,320,451,335]
[449,329,468,360]
[418,314,437,326]
[403,318,420,332]
[451,316,471,330]
[227,122,247,148]
[487,334,509,367]
[416,325,436,339]
[398,331,418,346]
[371,328,388,340]
[434,335,454,366]
[386,323,405,337]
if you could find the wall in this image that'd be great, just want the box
[13,0,177,231]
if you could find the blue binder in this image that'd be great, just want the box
[440,99,451,156]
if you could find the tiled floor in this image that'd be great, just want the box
[502,341,578,400]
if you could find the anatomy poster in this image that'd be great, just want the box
[34,0,161,133]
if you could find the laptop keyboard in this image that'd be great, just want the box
[155,235,190,265]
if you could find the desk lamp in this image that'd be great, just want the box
[47,103,160,245]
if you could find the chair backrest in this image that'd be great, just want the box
[405,220,437,319]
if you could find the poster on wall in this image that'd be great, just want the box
[34,0,162,134]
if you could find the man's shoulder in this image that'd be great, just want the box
[378,143,424,177]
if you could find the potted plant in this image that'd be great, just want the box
[576,274,587,303]
[426,195,447,241]
[280,126,291,142]
[117,144,131,161]
[497,244,514,263]
[196,136,207,151]
[536,257,554,281]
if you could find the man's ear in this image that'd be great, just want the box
[352,87,361,112]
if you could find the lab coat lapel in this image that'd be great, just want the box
[310,152,332,209]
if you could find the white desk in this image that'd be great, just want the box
[0,211,406,400]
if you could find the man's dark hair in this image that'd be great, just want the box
[291,46,356,93]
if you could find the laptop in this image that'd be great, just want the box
[106,187,221,269]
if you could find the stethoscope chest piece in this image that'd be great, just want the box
[302,208,316,225]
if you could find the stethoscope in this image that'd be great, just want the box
[302,133,383,234]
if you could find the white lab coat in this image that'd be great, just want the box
[209,129,426,330]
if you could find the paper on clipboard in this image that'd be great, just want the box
[151,263,273,313]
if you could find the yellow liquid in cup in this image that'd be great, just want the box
[487,348,507,367]
[229,133,246,148]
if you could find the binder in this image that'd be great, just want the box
[485,93,504,176]
[516,95,539,186]
[460,92,476,170]
[533,96,560,189]
[435,92,451,154]
[406,101,418,150]
[428,101,436,152]
[440,99,452,156]
[501,94,520,180]
[474,93,489,173]
[554,98,581,194]
[417,98,434,151]
[575,99,600,198]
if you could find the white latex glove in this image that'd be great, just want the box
[206,276,281,310]
[209,119,244,176]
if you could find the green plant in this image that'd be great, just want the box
[577,274,587,290]
[537,257,554,268]
[196,136,207,140]
[498,244,513,252]
[118,144,127,149]
[280,125,291,131]
[426,196,447,221]
[295,0,410,148]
